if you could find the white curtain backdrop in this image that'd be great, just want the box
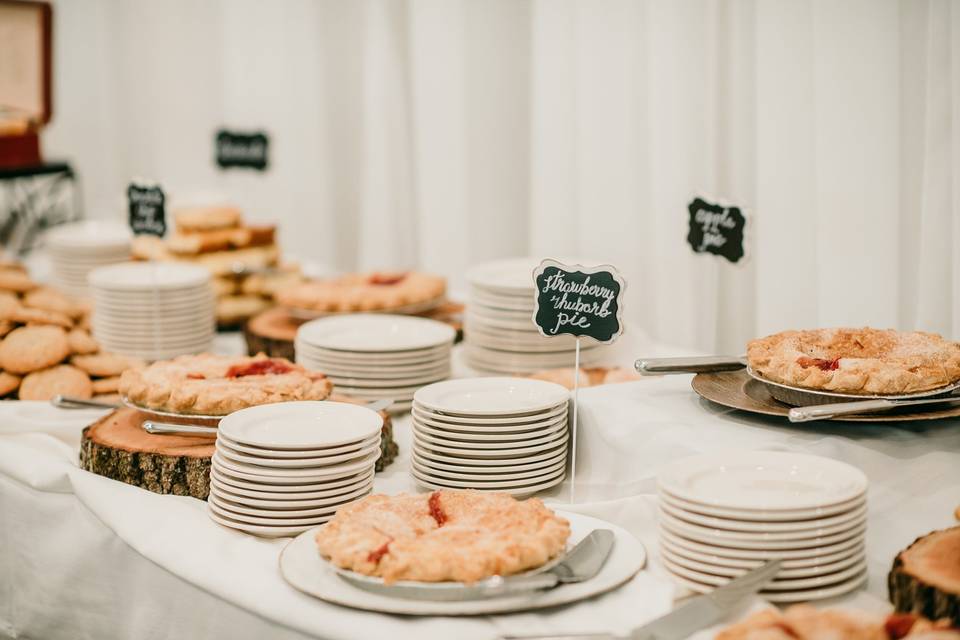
[41,0,960,352]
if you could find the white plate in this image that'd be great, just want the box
[661,554,867,591]
[469,294,533,312]
[660,544,866,580]
[90,262,210,290]
[415,432,569,458]
[413,468,566,496]
[465,257,544,293]
[331,380,445,395]
[209,491,367,520]
[216,442,381,469]
[280,511,647,615]
[658,533,865,571]
[208,508,316,538]
[665,566,868,604]
[296,342,452,364]
[46,220,131,248]
[212,452,379,483]
[659,490,867,523]
[464,332,597,354]
[658,527,865,560]
[413,422,567,449]
[414,377,569,416]
[411,403,567,426]
[211,479,373,508]
[660,516,866,550]
[216,433,380,458]
[413,443,568,467]
[412,450,568,474]
[326,371,451,389]
[412,417,567,441]
[208,501,333,528]
[463,345,591,364]
[411,457,566,482]
[658,509,868,542]
[212,468,374,495]
[298,361,451,381]
[659,497,868,533]
[411,465,565,490]
[297,314,455,352]
[218,401,383,449]
[657,451,869,511]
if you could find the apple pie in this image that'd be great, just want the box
[717,605,959,640]
[276,271,446,313]
[747,328,960,395]
[314,490,570,584]
[119,353,332,416]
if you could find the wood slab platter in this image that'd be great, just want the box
[692,369,960,422]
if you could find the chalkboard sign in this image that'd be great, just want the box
[127,182,166,237]
[532,259,625,344]
[687,197,746,263]
[215,129,269,170]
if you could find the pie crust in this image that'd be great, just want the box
[717,605,959,640]
[747,328,960,395]
[276,271,446,313]
[119,353,332,416]
[314,490,570,584]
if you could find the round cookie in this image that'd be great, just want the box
[0,290,20,317]
[0,320,14,338]
[0,371,21,396]
[71,353,146,378]
[0,326,70,374]
[0,268,37,293]
[174,205,241,231]
[19,364,93,401]
[67,329,100,355]
[23,287,86,319]
[10,306,73,329]
[91,376,121,394]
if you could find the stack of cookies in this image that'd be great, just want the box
[0,263,144,401]
[130,204,303,328]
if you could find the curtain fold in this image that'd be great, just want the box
[42,0,960,350]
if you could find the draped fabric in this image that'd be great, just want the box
[43,0,960,351]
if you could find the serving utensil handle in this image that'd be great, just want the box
[634,356,746,375]
[51,395,121,410]
[474,573,559,598]
[142,421,218,436]
[788,399,897,422]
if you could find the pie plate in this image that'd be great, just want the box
[122,396,223,427]
[664,565,868,604]
[208,507,316,538]
[217,401,383,449]
[216,433,380,458]
[279,511,647,615]
[412,450,568,475]
[216,442,381,469]
[209,491,367,520]
[660,554,867,591]
[411,403,567,426]
[414,432,570,458]
[658,497,869,533]
[658,508,868,542]
[296,314,456,352]
[208,501,333,529]
[212,468,374,495]
[212,451,380,482]
[412,417,567,441]
[211,479,373,509]
[413,468,566,496]
[658,526,865,561]
[658,533,865,572]
[656,451,868,511]
[658,488,867,522]
[414,378,570,416]
[659,517,866,550]
[286,295,446,320]
[412,422,567,448]
[413,443,568,467]
[411,457,567,482]
[660,543,866,580]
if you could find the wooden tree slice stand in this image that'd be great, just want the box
[889,526,960,626]
[80,408,215,499]
[244,303,465,360]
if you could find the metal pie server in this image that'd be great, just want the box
[500,558,780,640]
[635,356,747,376]
[789,391,960,422]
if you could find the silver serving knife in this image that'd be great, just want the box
[789,393,960,422]
[50,395,121,410]
[500,558,780,640]
[635,356,746,376]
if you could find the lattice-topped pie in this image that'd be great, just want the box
[276,271,445,313]
[314,490,570,584]
[747,328,960,395]
[718,605,959,640]
[119,353,332,416]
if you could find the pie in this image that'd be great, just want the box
[119,353,333,416]
[314,490,570,584]
[747,328,960,395]
[717,605,959,640]
[277,271,446,313]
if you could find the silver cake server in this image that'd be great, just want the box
[635,356,747,375]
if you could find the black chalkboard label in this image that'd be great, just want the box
[532,259,625,344]
[687,197,746,263]
[215,129,269,170]
[127,182,166,237]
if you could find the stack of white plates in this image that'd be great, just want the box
[295,314,455,413]
[46,221,131,297]
[209,402,383,538]
[464,258,607,374]
[89,262,215,360]
[411,377,570,496]
[657,451,869,603]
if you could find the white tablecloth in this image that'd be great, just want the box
[2,333,958,640]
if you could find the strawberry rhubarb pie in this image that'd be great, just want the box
[747,328,960,395]
[276,271,446,313]
[314,490,570,584]
[119,353,332,415]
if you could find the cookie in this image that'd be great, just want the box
[67,329,100,355]
[0,320,14,338]
[19,364,93,401]
[71,352,146,377]
[0,268,38,293]
[0,326,70,374]
[0,371,21,396]
[91,376,121,394]
[0,290,20,316]
[216,295,271,326]
[23,287,86,319]
[174,205,242,231]
[10,306,73,329]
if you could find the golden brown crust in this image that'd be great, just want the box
[67,329,100,355]
[19,364,93,401]
[22,287,86,319]
[315,490,570,584]
[0,326,70,374]
[277,271,446,313]
[173,205,242,231]
[71,353,146,378]
[747,328,960,395]
[0,371,21,396]
[718,606,959,640]
[119,353,332,416]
